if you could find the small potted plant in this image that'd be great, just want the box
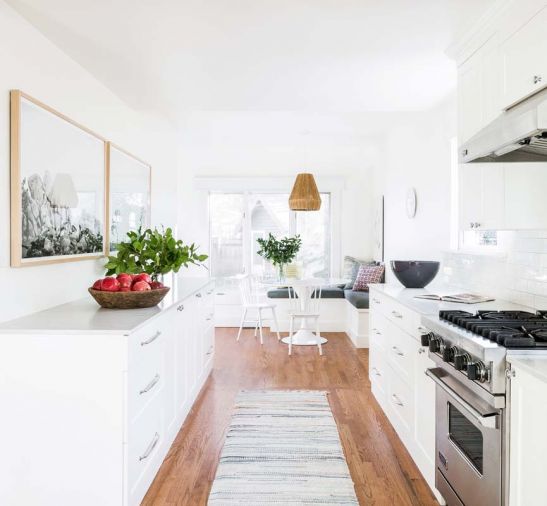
[256,233,302,280]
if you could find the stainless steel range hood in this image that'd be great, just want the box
[460,88,547,163]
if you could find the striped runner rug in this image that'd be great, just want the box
[208,390,359,505]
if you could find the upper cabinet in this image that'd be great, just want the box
[453,0,547,142]
[458,36,501,144]
[501,6,547,110]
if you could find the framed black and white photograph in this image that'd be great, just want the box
[107,143,151,253]
[10,90,107,266]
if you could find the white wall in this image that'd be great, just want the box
[372,97,457,283]
[0,1,179,322]
[177,111,387,276]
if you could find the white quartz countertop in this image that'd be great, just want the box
[368,283,537,316]
[507,355,547,383]
[0,277,213,336]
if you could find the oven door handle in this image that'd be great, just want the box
[425,368,498,429]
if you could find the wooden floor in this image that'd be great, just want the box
[142,328,438,506]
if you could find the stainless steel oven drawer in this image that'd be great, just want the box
[436,469,464,506]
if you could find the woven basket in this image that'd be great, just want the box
[88,287,170,309]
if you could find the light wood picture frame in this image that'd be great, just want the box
[106,142,151,254]
[10,90,107,267]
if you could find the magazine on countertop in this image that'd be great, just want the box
[414,293,495,304]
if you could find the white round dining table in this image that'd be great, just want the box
[258,277,349,346]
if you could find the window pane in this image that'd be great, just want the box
[210,194,245,282]
[249,194,290,277]
[296,193,330,278]
[448,403,483,474]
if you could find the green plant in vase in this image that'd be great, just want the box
[256,233,302,280]
[104,227,208,281]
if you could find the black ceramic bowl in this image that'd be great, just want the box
[390,260,440,288]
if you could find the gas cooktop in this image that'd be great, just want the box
[439,310,547,349]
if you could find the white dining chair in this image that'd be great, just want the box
[286,282,323,356]
[236,275,281,345]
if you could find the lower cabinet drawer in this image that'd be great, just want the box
[127,392,165,506]
[386,321,415,383]
[369,344,387,397]
[387,365,414,439]
[127,356,165,424]
[369,311,389,351]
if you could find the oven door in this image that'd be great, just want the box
[426,368,503,506]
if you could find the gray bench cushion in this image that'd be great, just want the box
[343,289,370,309]
[267,287,345,299]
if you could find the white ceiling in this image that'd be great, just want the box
[6,0,496,121]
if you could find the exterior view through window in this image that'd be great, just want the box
[209,192,331,286]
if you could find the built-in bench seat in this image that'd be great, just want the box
[266,286,369,309]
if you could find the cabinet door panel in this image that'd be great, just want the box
[505,163,547,230]
[480,164,505,230]
[459,164,482,230]
[501,6,547,109]
[509,365,547,505]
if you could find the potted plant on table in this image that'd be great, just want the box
[256,233,302,280]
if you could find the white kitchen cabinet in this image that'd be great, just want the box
[457,35,501,143]
[0,278,215,506]
[504,163,547,230]
[501,5,547,109]
[368,286,443,505]
[459,163,505,230]
[508,361,547,506]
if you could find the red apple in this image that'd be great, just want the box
[133,273,152,284]
[101,277,120,292]
[92,279,103,290]
[132,280,151,291]
[117,273,132,288]
[119,286,131,292]
[149,281,164,290]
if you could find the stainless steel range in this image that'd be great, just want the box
[421,309,547,506]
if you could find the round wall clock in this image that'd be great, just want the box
[406,188,417,218]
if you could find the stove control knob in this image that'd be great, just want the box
[467,362,488,382]
[420,333,432,347]
[429,337,443,353]
[454,353,470,371]
[442,346,455,363]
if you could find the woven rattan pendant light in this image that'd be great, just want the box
[289,173,321,211]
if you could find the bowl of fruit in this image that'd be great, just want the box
[89,273,170,309]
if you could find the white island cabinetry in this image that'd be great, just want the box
[368,285,442,504]
[0,278,214,506]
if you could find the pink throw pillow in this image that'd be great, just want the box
[352,264,384,291]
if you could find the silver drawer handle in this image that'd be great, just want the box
[207,290,214,295]
[372,298,381,304]
[177,304,184,311]
[206,317,212,321]
[206,346,213,356]
[139,432,160,461]
[141,331,161,346]
[392,394,404,407]
[418,348,425,354]
[195,292,202,298]
[417,326,428,333]
[392,345,404,356]
[391,310,403,319]
[216,292,225,296]
[372,367,381,377]
[139,374,160,395]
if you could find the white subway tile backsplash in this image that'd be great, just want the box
[443,230,547,310]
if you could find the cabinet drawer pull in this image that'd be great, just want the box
[392,345,404,356]
[177,304,184,311]
[372,367,381,377]
[392,394,404,407]
[207,290,214,295]
[206,346,213,356]
[418,348,425,354]
[139,374,160,395]
[206,317,212,321]
[534,75,543,84]
[195,293,202,298]
[372,298,381,304]
[141,331,161,346]
[391,310,403,319]
[139,432,160,461]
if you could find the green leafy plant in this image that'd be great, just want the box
[105,227,208,280]
[256,233,302,274]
